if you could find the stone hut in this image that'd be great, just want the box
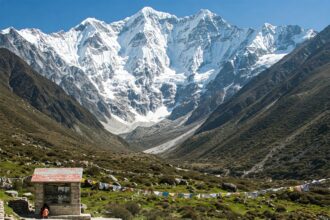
[31,168,88,219]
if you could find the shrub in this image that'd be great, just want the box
[161,202,170,209]
[263,210,276,219]
[159,176,176,185]
[182,209,199,220]
[276,205,286,212]
[125,201,140,216]
[150,164,162,172]
[311,186,330,195]
[13,180,23,191]
[145,210,166,220]
[85,166,101,176]
[195,183,207,190]
[106,205,132,220]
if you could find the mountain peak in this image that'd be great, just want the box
[0,27,15,34]
[134,6,175,19]
[140,6,157,14]
[263,22,275,28]
[188,9,231,29]
[80,17,103,26]
[197,9,214,17]
[74,17,106,32]
[262,22,277,33]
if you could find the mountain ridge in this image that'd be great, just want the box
[0,7,316,136]
[167,25,330,179]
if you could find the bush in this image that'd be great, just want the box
[195,183,207,190]
[311,186,330,195]
[125,201,140,216]
[161,202,170,209]
[275,205,286,212]
[182,210,199,220]
[150,164,162,172]
[145,210,167,220]
[263,210,276,219]
[85,166,101,176]
[159,176,176,185]
[106,205,132,220]
[13,180,23,191]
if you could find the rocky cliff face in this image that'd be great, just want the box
[0,7,316,134]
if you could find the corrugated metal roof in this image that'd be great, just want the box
[31,168,83,183]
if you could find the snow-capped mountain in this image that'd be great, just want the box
[0,7,316,134]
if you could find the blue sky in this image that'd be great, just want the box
[0,0,329,32]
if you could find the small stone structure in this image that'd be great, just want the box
[31,168,90,219]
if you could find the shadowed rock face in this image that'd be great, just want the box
[0,48,103,129]
[168,26,330,179]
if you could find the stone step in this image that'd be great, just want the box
[48,214,91,220]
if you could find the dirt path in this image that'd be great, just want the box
[242,112,327,177]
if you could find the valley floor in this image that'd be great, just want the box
[0,136,329,219]
[0,157,329,219]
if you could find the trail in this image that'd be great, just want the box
[242,112,328,177]
[242,142,286,177]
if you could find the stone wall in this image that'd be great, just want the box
[34,183,44,215]
[35,183,81,216]
[0,200,4,220]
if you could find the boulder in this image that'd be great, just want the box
[0,177,13,190]
[113,181,121,186]
[174,178,181,185]
[221,183,237,192]
[54,161,62,166]
[22,192,33,197]
[179,179,189,186]
[5,190,18,197]
[109,175,118,182]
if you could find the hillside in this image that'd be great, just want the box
[168,26,330,179]
[0,48,128,152]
